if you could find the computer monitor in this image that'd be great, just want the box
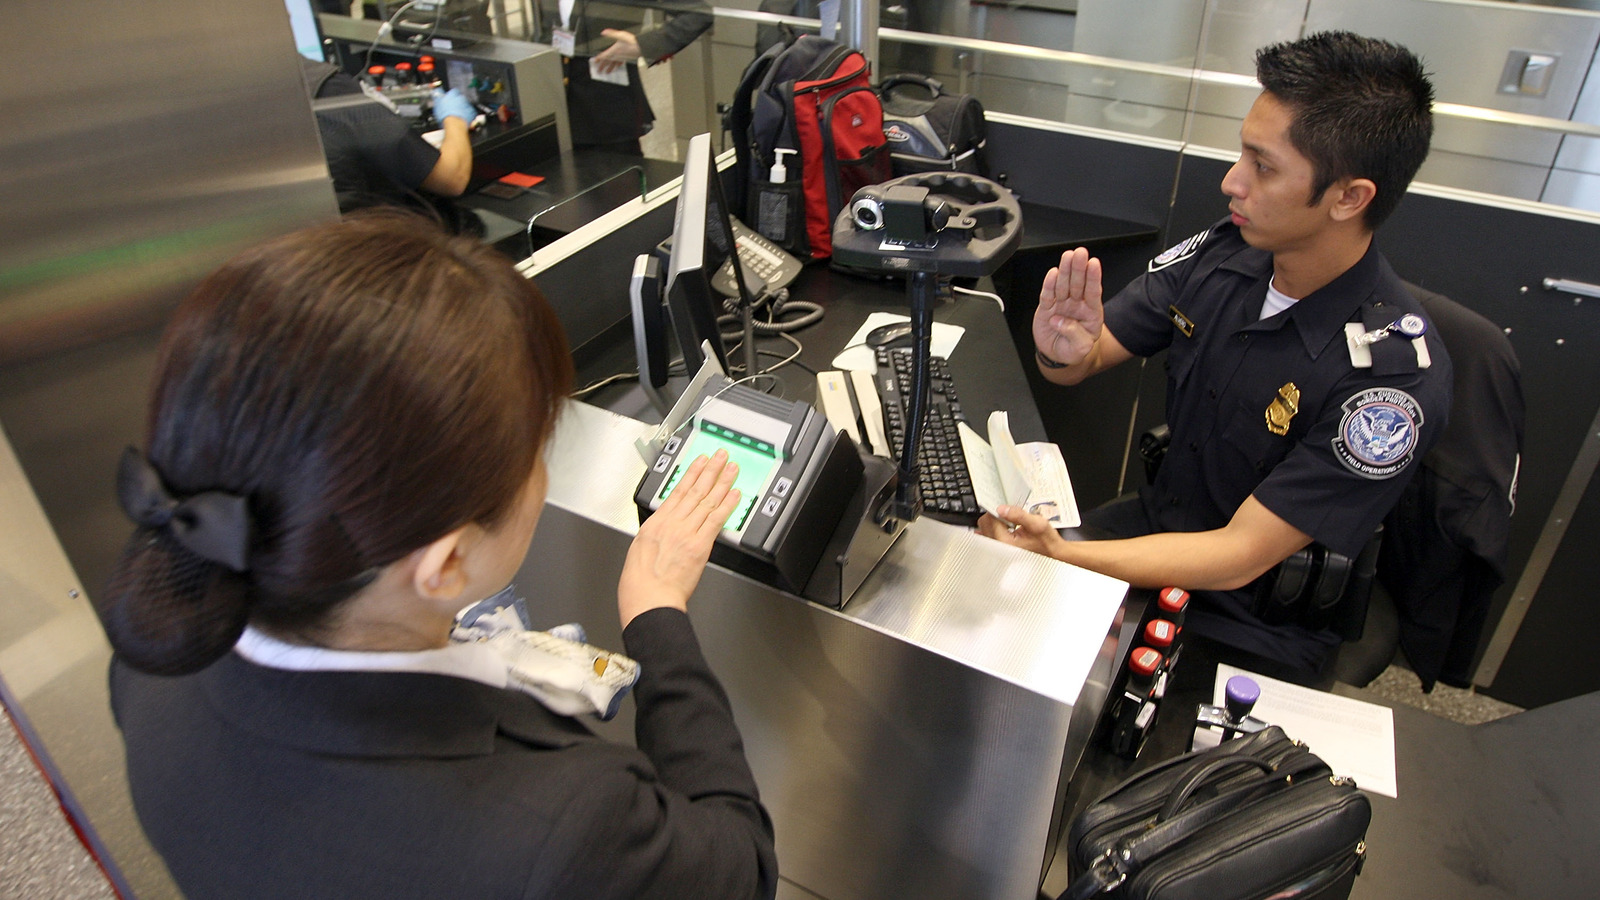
[374,1,492,41]
[284,0,326,61]
[664,133,756,378]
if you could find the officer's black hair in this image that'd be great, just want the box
[1255,31,1434,230]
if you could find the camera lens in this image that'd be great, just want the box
[851,196,884,230]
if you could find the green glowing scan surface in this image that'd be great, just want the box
[658,421,781,532]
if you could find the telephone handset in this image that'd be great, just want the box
[711,217,804,300]
[656,214,804,302]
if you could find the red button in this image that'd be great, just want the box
[1129,647,1164,678]
[1144,619,1178,649]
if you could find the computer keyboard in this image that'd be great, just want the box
[874,346,981,524]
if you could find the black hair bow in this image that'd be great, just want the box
[116,447,254,573]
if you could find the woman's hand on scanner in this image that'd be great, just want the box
[618,450,740,628]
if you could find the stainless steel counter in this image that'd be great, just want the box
[535,400,1128,900]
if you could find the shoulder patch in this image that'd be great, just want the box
[1148,228,1209,272]
[1332,388,1424,479]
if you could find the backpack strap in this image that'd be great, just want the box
[725,38,791,216]
[819,83,877,225]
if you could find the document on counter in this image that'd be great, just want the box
[957,411,1080,528]
[830,313,965,372]
[1213,664,1398,798]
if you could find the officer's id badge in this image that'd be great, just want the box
[1265,382,1300,436]
[1332,388,1424,479]
[1148,228,1209,272]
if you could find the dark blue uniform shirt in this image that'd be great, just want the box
[1097,219,1453,668]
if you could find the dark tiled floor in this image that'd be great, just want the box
[0,708,116,899]
[1361,663,1524,725]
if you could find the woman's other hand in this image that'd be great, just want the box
[618,450,740,627]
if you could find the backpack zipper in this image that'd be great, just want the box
[795,47,864,95]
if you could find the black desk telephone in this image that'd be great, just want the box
[658,215,804,302]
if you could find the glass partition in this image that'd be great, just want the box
[663,0,1600,216]
[1189,0,1600,211]
[322,0,1600,252]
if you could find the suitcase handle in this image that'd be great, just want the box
[1159,756,1275,821]
[878,73,944,97]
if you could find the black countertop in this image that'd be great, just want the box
[574,262,1048,447]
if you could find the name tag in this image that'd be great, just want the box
[1168,305,1195,338]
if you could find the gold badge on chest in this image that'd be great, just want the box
[1265,382,1300,436]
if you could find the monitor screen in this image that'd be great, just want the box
[665,133,751,376]
[284,0,325,62]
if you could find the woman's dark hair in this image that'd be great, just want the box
[1255,31,1434,230]
[98,211,573,675]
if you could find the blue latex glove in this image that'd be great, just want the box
[431,88,475,126]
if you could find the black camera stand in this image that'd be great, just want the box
[831,173,1023,521]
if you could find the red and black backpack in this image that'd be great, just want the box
[726,35,892,259]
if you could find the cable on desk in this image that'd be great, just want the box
[757,332,806,375]
[364,2,440,75]
[573,329,803,404]
[718,289,824,338]
[570,369,639,399]
[952,284,1005,313]
[722,332,806,379]
[765,349,817,376]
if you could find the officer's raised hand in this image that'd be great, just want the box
[1032,246,1132,385]
[1034,247,1103,369]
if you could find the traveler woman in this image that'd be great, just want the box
[99,211,777,899]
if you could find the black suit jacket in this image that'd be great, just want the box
[111,608,778,899]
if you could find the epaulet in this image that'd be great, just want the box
[1148,227,1211,272]
[1344,310,1432,371]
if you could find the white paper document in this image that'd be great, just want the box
[587,58,630,86]
[830,313,965,372]
[1212,664,1398,798]
[957,411,1080,527]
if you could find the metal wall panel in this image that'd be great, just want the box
[1305,0,1600,199]
[0,0,336,588]
[0,424,179,897]
[0,0,338,892]
[0,1,337,367]
[1548,43,1600,204]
